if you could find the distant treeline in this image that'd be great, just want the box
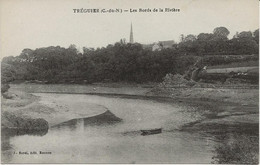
[177,27,259,55]
[1,27,259,84]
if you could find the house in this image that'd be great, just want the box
[152,40,176,51]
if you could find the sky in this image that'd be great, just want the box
[0,0,259,58]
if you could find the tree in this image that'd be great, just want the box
[83,47,95,55]
[253,29,259,44]
[230,37,258,54]
[213,27,230,40]
[237,31,253,39]
[68,44,79,54]
[178,34,198,55]
[1,26,258,85]
[184,34,197,42]
[228,30,258,54]
[1,63,16,95]
[233,32,239,39]
[1,63,16,84]
[19,48,34,61]
[197,33,214,41]
[180,34,185,42]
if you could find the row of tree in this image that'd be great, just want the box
[1,27,259,84]
[177,27,259,55]
[3,44,198,83]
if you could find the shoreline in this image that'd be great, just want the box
[1,83,258,134]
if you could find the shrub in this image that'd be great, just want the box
[1,84,10,94]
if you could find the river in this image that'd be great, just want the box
[1,93,227,163]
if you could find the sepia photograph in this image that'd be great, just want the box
[0,0,259,164]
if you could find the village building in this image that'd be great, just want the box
[128,23,176,51]
[152,40,176,51]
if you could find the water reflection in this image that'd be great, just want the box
[212,133,259,164]
[1,128,48,163]
[52,110,122,131]
[2,128,48,137]
[3,93,257,163]
[204,123,259,164]
[1,111,216,163]
[75,118,84,133]
[179,117,259,164]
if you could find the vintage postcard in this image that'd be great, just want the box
[0,0,259,164]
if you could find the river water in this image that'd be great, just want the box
[2,93,217,163]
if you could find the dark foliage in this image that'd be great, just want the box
[1,84,10,94]
[1,27,258,84]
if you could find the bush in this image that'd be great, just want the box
[159,73,196,87]
[1,84,10,94]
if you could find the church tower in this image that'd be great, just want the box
[129,23,134,43]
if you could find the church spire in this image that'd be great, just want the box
[130,23,134,43]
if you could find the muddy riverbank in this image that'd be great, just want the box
[2,83,258,129]
[1,83,259,163]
